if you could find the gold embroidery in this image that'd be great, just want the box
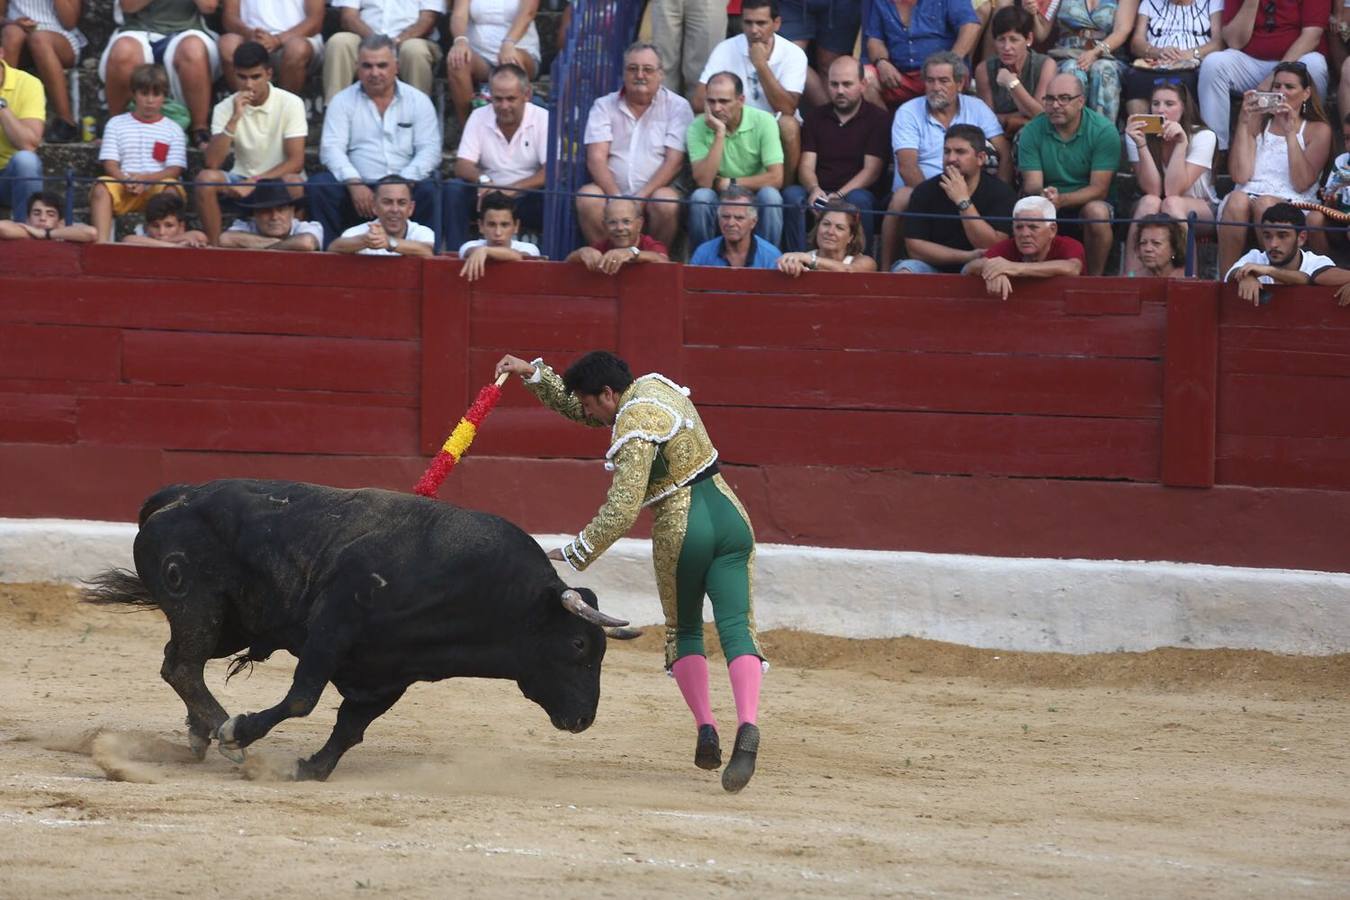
[572,439,657,571]
[650,489,691,669]
[524,362,607,427]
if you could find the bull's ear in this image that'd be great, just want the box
[139,483,194,526]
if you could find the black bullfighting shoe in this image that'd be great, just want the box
[695,724,722,770]
[721,723,759,793]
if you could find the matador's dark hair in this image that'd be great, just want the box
[563,351,634,396]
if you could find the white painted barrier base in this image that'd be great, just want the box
[3,519,1347,656]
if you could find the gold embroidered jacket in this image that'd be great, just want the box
[524,360,719,571]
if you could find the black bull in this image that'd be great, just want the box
[83,479,628,780]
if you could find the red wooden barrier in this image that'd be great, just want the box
[2,243,1347,573]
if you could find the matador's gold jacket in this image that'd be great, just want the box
[524,360,719,571]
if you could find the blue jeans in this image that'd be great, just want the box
[306,172,441,249]
[688,186,783,247]
[442,179,545,252]
[0,151,42,221]
[781,185,876,253]
[891,258,942,274]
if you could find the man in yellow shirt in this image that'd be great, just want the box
[0,45,46,221]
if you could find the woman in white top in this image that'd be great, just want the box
[1122,0,1223,118]
[1122,80,1216,276]
[0,0,86,141]
[447,0,541,125]
[1219,60,1333,278]
[777,201,878,276]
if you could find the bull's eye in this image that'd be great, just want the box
[572,637,587,654]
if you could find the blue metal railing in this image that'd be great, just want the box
[542,0,646,260]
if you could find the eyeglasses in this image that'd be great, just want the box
[624,64,659,76]
[1042,93,1083,105]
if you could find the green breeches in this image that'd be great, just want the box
[653,474,764,668]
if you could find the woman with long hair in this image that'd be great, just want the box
[777,200,877,275]
[1219,61,1333,277]
[1122,80,1216,275]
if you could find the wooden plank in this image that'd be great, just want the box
[685,347,1162,418]
[419,258,464,454]
[0,240,81,276]
[469,294,618,350]
[618,261,684,381]
[0,442,165,521]
[1221,347,1350,379]
[1218,285,1350,329]
[2,276,420,339]
[1217,434,1350,491]
[1062,288,1143,316]
[1221,324,1350,354]
[683,293,1166,356]
[1161,280,1218,487]
[81,243,422,290]
[455,259,622,296]
[0,324,122,382]
[1219,373,1350,439]
[76,397,419,455]
[699,406,1161,480]
[683,267,1170,300]
[0,393,77,443]
[0,378,415,407]
[122,331,419,395]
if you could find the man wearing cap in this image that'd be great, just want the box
[218,177,323,251]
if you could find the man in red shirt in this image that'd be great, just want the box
[962,195,1084,299]
[1198,0,1330,151]
[566,197,671,274]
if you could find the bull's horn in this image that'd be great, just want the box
[560,589,629,628]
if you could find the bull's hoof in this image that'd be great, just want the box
[215,715,248,764]
[721,724,759,793]
[605,626,644,641]
[188,729,210,761]
[695,724,722,770]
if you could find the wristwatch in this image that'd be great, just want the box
[477,174,491,185]
[388,237,400,252]
[628,245,640,257]
[956,198,972,211]
[808,249,819,270]
[1007,78,1021,92]
[0,99,8,110]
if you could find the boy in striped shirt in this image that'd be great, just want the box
[90,64,188,242]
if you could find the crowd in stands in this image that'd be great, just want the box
[2,0,1350,302]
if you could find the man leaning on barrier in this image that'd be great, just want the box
[567,197,670,274]
[689,185,783,268]
[962,195,1085,299]
[1225,202,1350,306]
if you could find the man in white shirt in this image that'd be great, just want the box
[323,0,444,101]
[445,63,548,251]
[309,34,442,249]
[1225,202,1349,304]
[218,0,324,93]
[693,0,806,185]
[576,41,693,248]
[196,42,309,244]
[330,175,436,255]
[218,178,323,250]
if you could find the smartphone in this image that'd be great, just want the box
[1129,114,1164,135]
[1251,91,1285,110]
[812,196,829,210]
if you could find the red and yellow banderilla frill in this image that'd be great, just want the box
[412,372,509,498]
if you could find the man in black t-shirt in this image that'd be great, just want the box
[893,124,1016,274]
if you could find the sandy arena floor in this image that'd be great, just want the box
[1,582,1348,898]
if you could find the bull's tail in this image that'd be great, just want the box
[82,568,160,611]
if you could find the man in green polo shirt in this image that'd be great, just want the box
[0,45,45,221]
[1017,73,1119,276]
[686,70,784,247]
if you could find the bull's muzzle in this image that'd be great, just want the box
[560,589,628,628]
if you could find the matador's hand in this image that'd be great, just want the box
[495,354,536,379]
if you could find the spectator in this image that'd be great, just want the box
[862,0,980,110]
[566,197,670,273]
[119,191,209,246]
[693,0,806,186]
[1122,80,1216,277]
[687,71,785,247]
[446,63,547,252]
[99,0,221,148]
[1044,0,1136,126]
[776,198,877,274]
[880,51,1009,269]
[893,124,1016,273]
[311,34,442,249]
[330,174,436,255]
[1219,64,1331,276]
[1017,72,1120,275]
[688,184,783,266]
[963,195,1086,298]
[974,6,1054,140]
[0,0,85,142]
[1199,0,1329,153]
[447,0,541,125]
[1225,202,1343,305]
[1123,0,1223,118]
[649,0,727,96]
[89,64,186,243]
[1132,212,1187,277]
[777,0,862,107]
[196,41,307,245]
[0,190,94,240]
[217,177,322,250]
[217,0,324,93]
[0,42,42,220]
[323,0,444,102]
[782,55,888,253]
[457,190,541,281]
[576,41,692,248]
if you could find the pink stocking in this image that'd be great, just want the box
[727,654,763,727]
[671,654,715,728]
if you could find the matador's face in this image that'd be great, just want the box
[577,387,619,426]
